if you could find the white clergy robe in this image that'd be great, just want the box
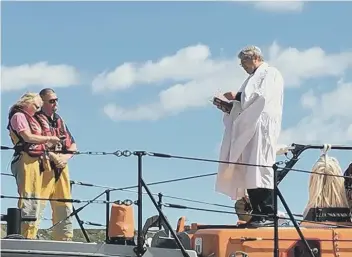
[215,62,284,200]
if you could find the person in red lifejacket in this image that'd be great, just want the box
[35,88,77,241]
[7,92,61,239]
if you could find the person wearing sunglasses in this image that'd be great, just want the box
[33,88,77,241]
[7,92,61,239]
[215,45,284,226]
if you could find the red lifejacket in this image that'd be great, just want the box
[35,112,73,151]
[7,107,47,158]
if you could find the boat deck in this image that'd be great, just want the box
[0,238,198,257]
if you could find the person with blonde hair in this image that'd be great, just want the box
[7,92,60,239]
[302,148,351,223]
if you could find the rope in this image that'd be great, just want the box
[303,144,350,218]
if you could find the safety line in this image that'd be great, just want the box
[2,145,351,178]
[41,217,105,227]
[0,195,136,206]
[147,152,352,179]
[163,202,352,228]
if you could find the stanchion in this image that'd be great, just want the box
[273,164,279,257]
[277,188,315,257]
[133,151,190,257]
[141,179,190,257]
[158,193,163,230]
[134,151,147,257]
[105,189,110,243]
[1,208,37,236]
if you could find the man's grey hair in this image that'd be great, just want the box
[237,45,264,61]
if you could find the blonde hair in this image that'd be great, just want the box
[303,148,349,218]
[237,45,264,61]
[9,92,42,114]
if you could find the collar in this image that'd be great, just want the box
[254,62,268,74]
[38,110,59,121]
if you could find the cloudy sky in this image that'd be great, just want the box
[1,1,352,230]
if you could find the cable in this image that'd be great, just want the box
[50,173,219,230]
[147,151,351,179]
[0,172,328,219]
[0,145,133,157]
[70,180,153,196]
[163,202,269,219]
[41,217,105,227]
[2,146,350,178]
[236,237,352,242]
[0,195,135,205]
[163,202,352,228]
[108,172,217,192]
[162,194,235,209]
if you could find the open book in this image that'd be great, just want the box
[212,96,234,114]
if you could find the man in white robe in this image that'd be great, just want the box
[215,45,284,224]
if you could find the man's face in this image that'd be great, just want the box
[42,92,59,114]
[240,56,260,75]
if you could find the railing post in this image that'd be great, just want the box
[157,192,163,230]
[105,189,110,243]
[273,164,279,257]
[133,151,147,257]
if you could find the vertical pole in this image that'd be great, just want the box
[158,193,163,230]
[277,188,315,257]
[105,190,110,243]
[134,151,146,257]
[273,164,279,257]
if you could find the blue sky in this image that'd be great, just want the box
[1,1,352,232]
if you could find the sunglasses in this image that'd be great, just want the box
[48,98,58,104]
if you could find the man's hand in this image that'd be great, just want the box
[223,91,237,101]
[55,157,68,169]
[48,153,68,169]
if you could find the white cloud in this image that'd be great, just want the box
[300,89,317,109]
[92,44,231,93]
[279,80,352,144]
[1,62,80,92]
[94,41,352,122]
[252,1,304,13]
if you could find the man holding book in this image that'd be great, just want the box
[214,45,284,226]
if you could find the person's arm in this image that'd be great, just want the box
[63,124,77,159]
[10,113,57,144]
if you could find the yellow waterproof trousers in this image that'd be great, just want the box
[39,162,73,241]
[11,152,44,239]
